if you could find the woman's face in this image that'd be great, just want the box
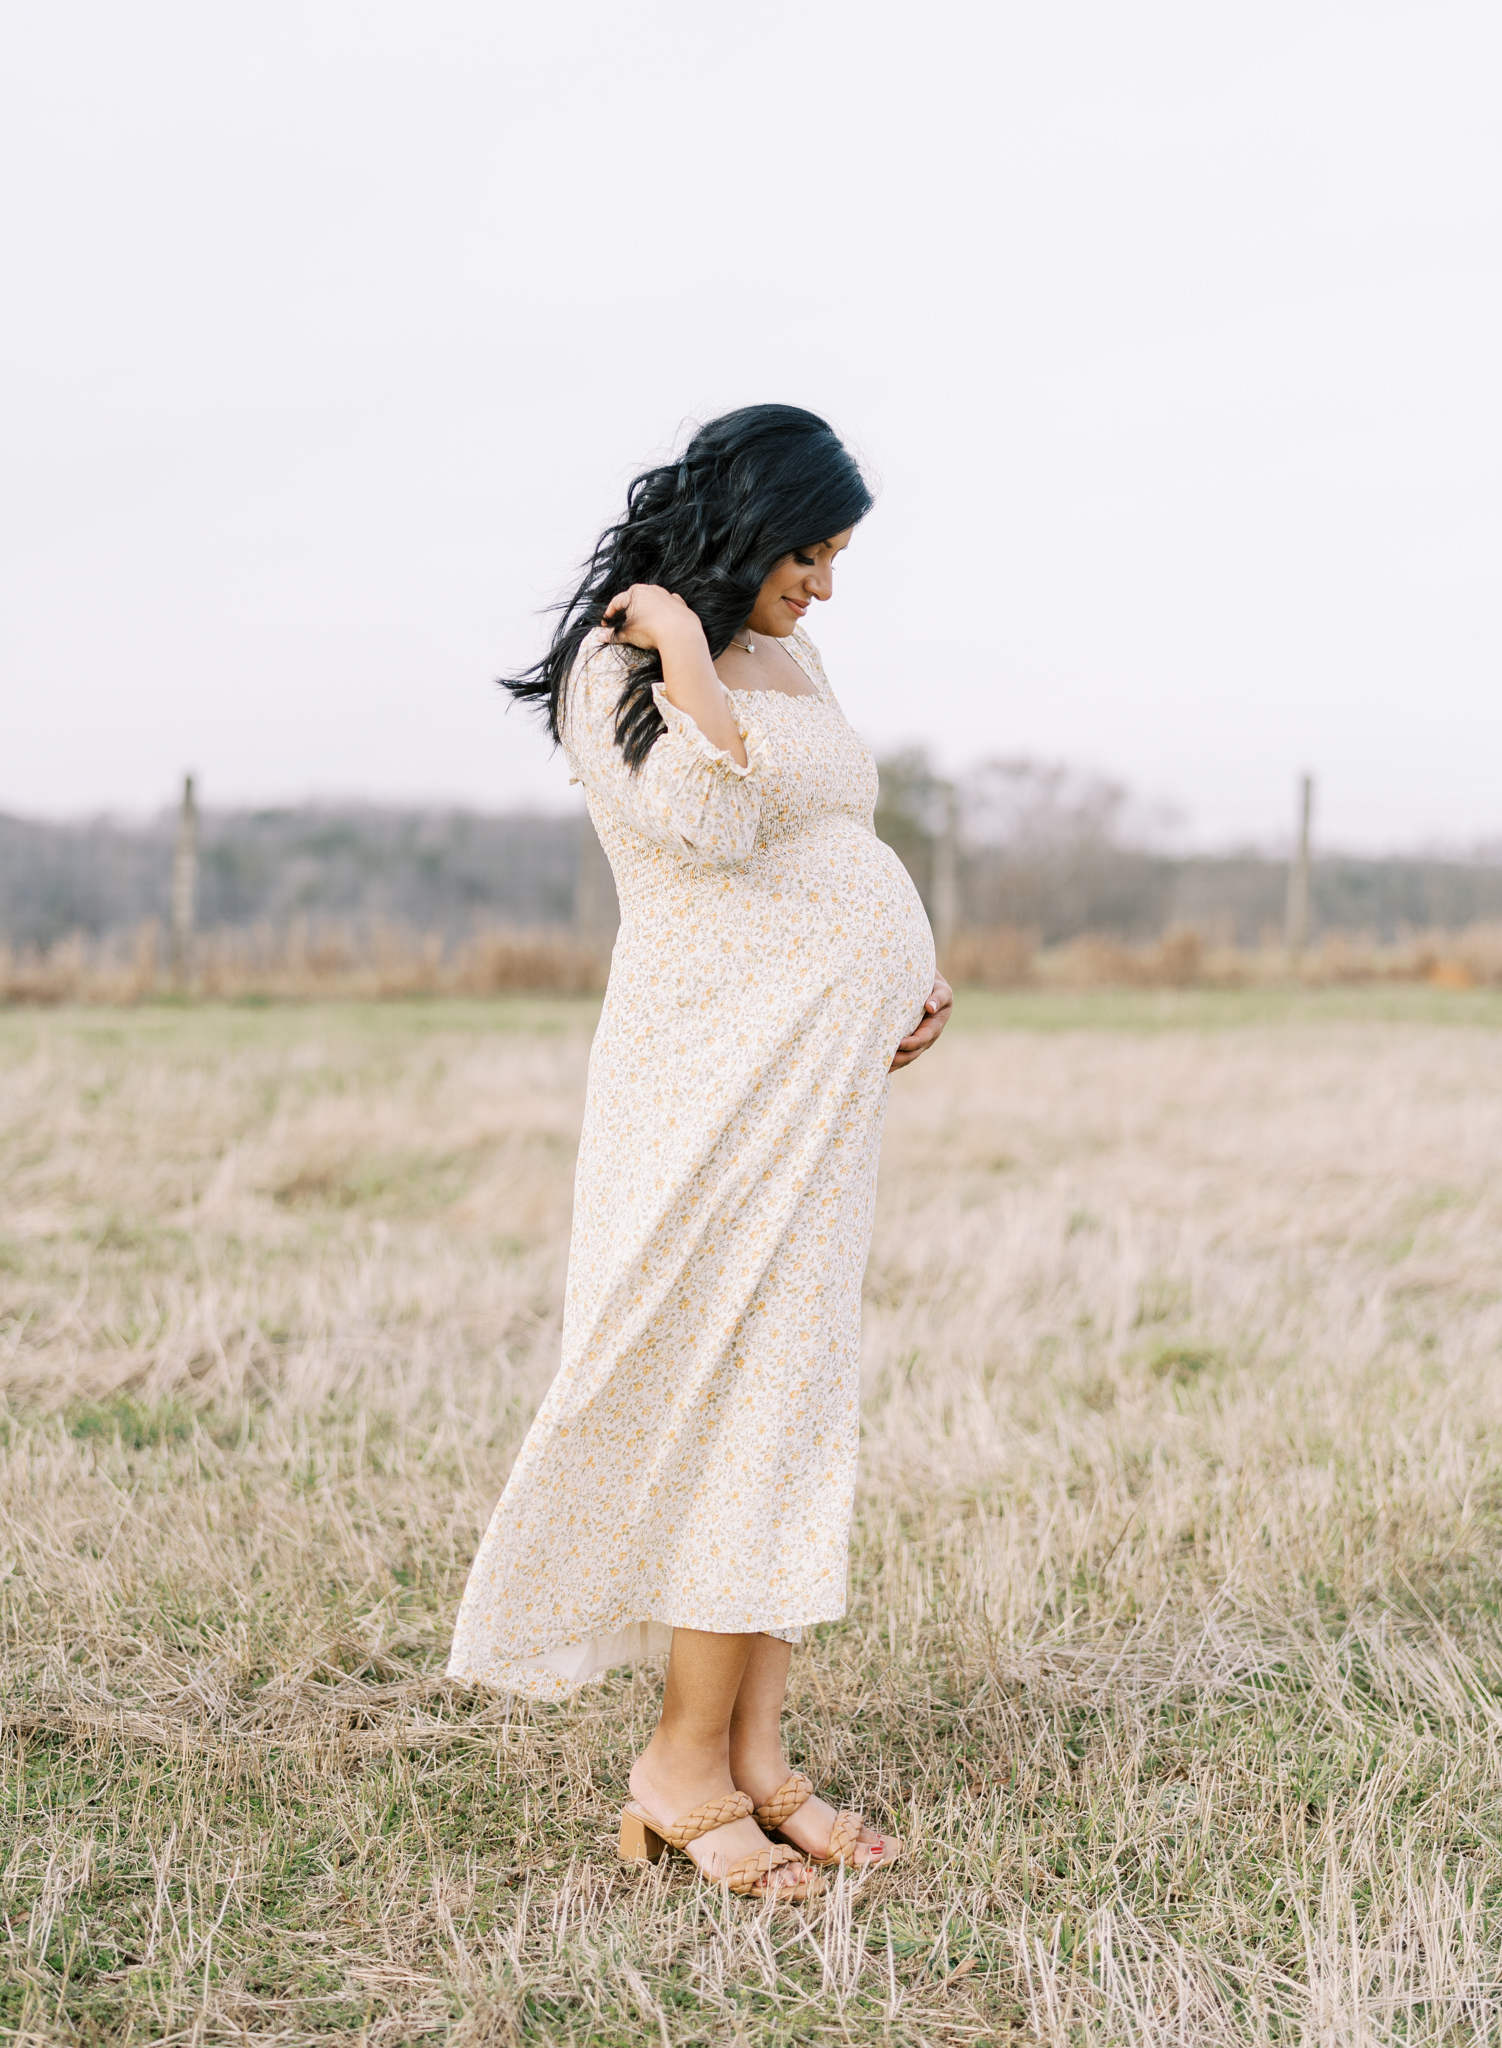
[745,529,853,637]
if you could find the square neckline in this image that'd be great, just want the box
[722,627,824,703]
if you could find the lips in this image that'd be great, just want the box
[785,597,809,616]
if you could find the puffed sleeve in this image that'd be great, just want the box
[561,630,768,867]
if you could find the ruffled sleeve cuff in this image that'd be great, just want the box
[651,683,769,782]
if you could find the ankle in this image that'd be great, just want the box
[638,1726,729,1783]
[727,1734,791,1798]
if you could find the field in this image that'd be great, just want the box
[3,991,1501,2045]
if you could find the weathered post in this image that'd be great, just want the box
[170,774,198,988]
[1283,772,1313,972]
[932,780,959,966]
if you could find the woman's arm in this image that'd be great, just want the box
[604,586,748,766]
[562,622,764,869]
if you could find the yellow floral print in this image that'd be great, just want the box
[447,626,935,1698]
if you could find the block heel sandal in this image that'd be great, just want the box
[751,1771,900,1871]
[618,1790,823,1901]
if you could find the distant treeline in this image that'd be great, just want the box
[875,754,1502,946]
[0,805,578,950]
[3,754,1500,951]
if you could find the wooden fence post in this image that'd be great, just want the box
[171,774,198,988]
[1283,772,1313,971]
[932,781,959,964]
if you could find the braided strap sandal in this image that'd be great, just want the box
[750,1770,900,1871]
[618,1791,824,1901]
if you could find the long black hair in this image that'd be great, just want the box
[501,405,873,769]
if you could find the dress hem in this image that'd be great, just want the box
[447,1603,841,1701]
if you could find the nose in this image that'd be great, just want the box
[806,564,834,601]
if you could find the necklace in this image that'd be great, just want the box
[732,634,754,655]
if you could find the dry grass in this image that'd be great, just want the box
[0,922,605,1004]
[7,918,1502,1003]
[3,992,1501,2045]
[946,924,1502,992]
[1043,925,1502,993]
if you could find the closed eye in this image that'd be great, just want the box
[793,552,816,566]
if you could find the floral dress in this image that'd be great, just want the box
[447,625,935,1697]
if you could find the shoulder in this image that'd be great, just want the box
[563,628,632,743]
[571,625,630,687]
[790,626,827,675]
[789,624,829,686]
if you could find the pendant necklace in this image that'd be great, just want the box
[732,634,754,654]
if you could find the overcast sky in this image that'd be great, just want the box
[4,1,1498,850]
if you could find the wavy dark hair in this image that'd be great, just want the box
[501,405,873,769]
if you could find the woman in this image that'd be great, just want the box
[448,404,952,1901]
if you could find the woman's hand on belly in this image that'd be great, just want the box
[890,974,954,1071]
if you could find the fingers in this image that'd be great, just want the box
[901,1012,944,1051]
[890,979,954,1071]
[890,1029,933,1070]
[602,584,695,649]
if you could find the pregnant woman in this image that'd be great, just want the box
[448,404,951,1901]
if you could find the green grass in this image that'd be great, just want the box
[5,982,1498,1069]
[0,993,605,1065]
[948,982,1502,1031]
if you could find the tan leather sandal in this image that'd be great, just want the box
[618,1790,825,1901]
[750,1770,900,1871]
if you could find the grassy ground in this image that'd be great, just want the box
[2,993,1501,2045]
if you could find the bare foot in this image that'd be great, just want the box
[730,1760,899,1871]
[628,1750,816,1897]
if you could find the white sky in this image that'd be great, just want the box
[3,1,1498,851]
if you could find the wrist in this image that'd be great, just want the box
[656,611,710,660]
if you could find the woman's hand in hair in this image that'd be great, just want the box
[890,974,954,1071]
[603,586,749,769]
[603,585,704,657]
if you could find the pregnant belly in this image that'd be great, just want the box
[609,818,936,1064]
